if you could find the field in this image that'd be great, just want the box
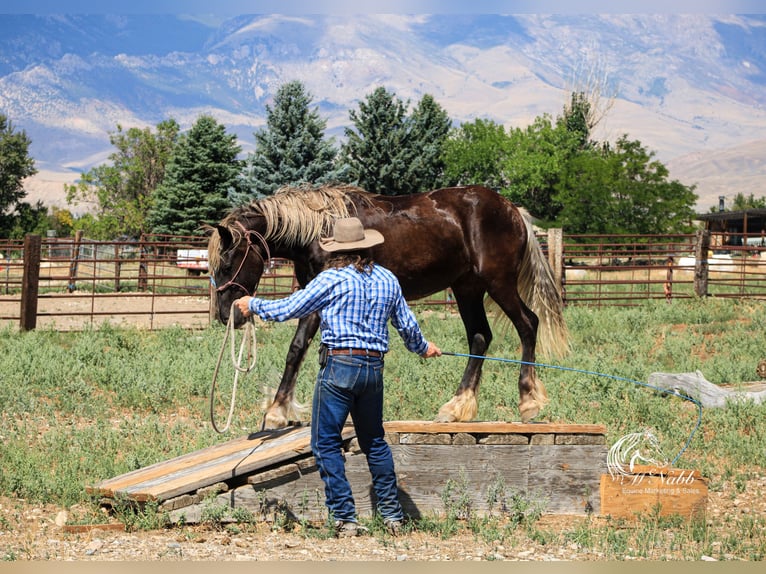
[1,298,766,561]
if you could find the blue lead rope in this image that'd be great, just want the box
[441,351,703,466]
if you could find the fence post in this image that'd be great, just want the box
[67,229,83,293]
[547,228,564,295]
[138,234,148,291]
[694,229,711,297]
[20,234,41,331]
[114,243,122,292]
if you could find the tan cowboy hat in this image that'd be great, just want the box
[319,217,384,252]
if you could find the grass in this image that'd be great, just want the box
[1,297,766,559]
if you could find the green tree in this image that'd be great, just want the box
[65,119,179,238]
[552,148,616,234]
[442,103,590,224]
[0,113,38,238]
[147,115,243,236]
[503,114,583,223]
[240,80,346,201]
[342,87,410,195]
[724,192,766,211]
[442,118,510,189]
[342,88,451,195]
[406,94,452,191]
[555,136,697,234]
[561,91,592,150]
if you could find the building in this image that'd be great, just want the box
[695,207,766,248]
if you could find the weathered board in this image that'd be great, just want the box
[88,425,355,503]
[160,421,608,524]
[600,465,708,520]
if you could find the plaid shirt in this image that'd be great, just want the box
[249,263,429,355]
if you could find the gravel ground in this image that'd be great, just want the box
[3,475,766,562]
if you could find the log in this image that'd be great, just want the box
[648,371,766,408]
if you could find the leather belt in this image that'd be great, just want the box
[328,348,383,358]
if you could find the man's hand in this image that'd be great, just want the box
[234,295,253,318]
[421,341,442,358]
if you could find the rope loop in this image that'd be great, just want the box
[209,302,258,434]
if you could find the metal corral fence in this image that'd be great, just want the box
[549,229,766,307]
[2,229,765,330]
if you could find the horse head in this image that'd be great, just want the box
[206,221,270,327]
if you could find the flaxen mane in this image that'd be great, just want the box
[208,184,375,272]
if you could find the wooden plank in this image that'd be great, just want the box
[122,451,308,502]
[223,470,328,523]
[224,445,532,523]
[87,427,303,496]
[384,421,606,435]
[91,425,353,502]
[91,420,609,513]
[123,429,318,501]
[248,462,303,488]
[258,443,606,520]
[20,234,41,331]
[165,432,609,523]
[600,471,708,520]
[528,445,607,514]
[393,444,531,519]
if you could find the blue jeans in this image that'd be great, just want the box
[310,354,404,524]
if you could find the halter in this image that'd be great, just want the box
[210,221,272,297]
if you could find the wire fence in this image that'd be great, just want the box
[2,229,765,330]
[556,232,766,307]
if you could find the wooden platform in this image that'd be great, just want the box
[600,464,708,520]
[89,421,608,523]
[87,424,354,503]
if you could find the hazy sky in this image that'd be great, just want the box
[4,1,764,14]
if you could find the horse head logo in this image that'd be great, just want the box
[607,430,669,478]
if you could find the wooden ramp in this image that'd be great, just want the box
[89,421,608,521]
[87,424,355,503]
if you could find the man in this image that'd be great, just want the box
[234,217,441,537]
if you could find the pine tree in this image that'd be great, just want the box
[560,91,592,149]
[407,94,452,191]
[240,80,345,201]
[147,115,243,236]
[342,88,452,195]
[341,87,412,195]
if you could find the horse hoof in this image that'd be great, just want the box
[262,412,289,430]
[433,412,457,423]
[519,402,540,423]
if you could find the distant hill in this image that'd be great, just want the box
[667,139,766,213]
[2,13,765,213]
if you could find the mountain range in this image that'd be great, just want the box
[1,13,765,215]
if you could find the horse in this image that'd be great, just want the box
[206,183,569,429]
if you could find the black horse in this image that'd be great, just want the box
[207,184,569,428]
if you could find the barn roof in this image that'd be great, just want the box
[695,208,766,234]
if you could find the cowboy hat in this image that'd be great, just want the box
[319,217,384,252]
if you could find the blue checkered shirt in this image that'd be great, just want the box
[248,263,429,355]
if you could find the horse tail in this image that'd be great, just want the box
[516,207,570,359]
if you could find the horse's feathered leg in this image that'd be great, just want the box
[435,291,490,423]
[486,281,547,423]
[262,312,321,429]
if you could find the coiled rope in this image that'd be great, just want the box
[442,351,703,466]
[209,302,258,434]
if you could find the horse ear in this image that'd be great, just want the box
[216,225,233,250]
